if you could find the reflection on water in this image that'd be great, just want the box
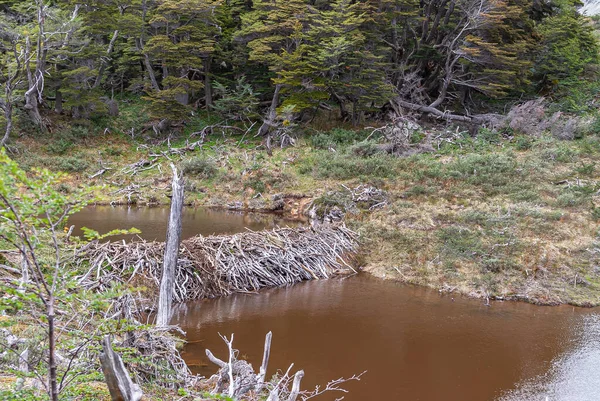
[173,275,599,401]
[67,205,302,241]
[499,315,600,401]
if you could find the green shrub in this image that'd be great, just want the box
[69,125,91,138]
[310,128,369,149]
[510,189,540,202]
[444,153,518,191]
[182,157,218,178]
[104,147,122,157]
[575,162,595,176]
[579,136,600,154]
[437,226,483,260]
[477,128,502,145]
[0,389,44,401]
[58,157,89,172]
[403,184,434,197]
[349,140,381,157]
[47,138,73,155]
[309,152,396,179]
[555,190,590,207]
[514,136,533,150]
[541,144,578,163]
[482,258,518,273]
[584,114,600,135]
[47,126,91,155]
[310,132,336,150]
[244,177,266,193]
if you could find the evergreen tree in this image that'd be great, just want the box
[237,0,309,137]
[304,0,393,123]
[533,0,600,90]
[144,0,221,122]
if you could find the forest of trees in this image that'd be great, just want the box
[1,0,599,141]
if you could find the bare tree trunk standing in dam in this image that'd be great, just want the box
[156,163,184,327]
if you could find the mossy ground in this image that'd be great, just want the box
[8,103,600,307]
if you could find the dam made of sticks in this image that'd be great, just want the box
[76,225,359,303]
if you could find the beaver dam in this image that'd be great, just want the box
[74,224,359,303]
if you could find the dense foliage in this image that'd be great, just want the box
[0,0,598,131]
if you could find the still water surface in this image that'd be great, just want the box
[73,206,600,400]
[173,276,600,401]
[68,205,299,241]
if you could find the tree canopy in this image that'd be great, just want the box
[0,0,598,133]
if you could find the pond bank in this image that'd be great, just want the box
[12,128,600,306]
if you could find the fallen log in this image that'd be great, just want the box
[391,98,505,131]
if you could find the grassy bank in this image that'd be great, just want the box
[8,103,600,306]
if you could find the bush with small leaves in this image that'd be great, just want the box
[182,157,218,179]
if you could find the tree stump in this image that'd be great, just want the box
[99,335,143,401]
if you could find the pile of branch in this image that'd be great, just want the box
[101,294,198,389]
[74,225,358,304]
[121,159,160,176]
[343,184,388,211]
[204,332,364,401]
[111,184,143,203]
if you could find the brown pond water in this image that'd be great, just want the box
[68,205,300,241]
[72,207,600,400]
[172,275,600,401]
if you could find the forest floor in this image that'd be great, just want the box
[9,103,600,307]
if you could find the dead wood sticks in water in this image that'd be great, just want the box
[75,225,358,303]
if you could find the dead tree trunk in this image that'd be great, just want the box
[0,100,13,149]
[24,37,45,129]
[258,84,281,155]
[94,30,119,89]
[47,298,58,401]
[99,335,143,401]
[156,163,184,327]
[0,45,20,148]
[391,98,504,133]
[22,1,49,130]
[256,331,272,390]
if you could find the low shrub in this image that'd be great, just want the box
[244,177,266,193]
[182,157,218,178]
[308,152,397,179]
[437,226,483,260]
[349,141,382,157]
[47,138,73,155]
[58,157,89,172]
[444,153,519,194]
[514,136,533,150]
[310,128,369,149]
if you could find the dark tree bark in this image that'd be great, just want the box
[47,298,58,401]
[204,56,213,107]
[137,0,160,92]
[54,90,63,114]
